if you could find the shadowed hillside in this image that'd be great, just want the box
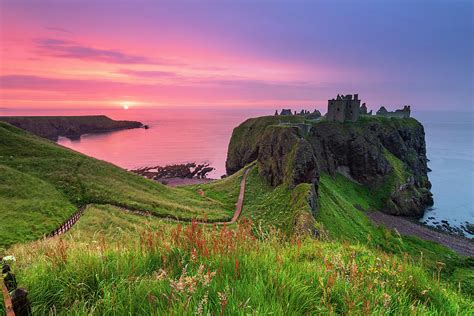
[0,122,239,248]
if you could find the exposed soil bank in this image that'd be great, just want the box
[368,211,474,257]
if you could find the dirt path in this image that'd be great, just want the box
[367,211,474,257]
[47,167,252,237]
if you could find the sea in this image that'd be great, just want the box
[1,107,473,237]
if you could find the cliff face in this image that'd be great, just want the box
[0,115,144,141]
[226,115,432,217]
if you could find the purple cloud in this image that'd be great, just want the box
[117,69,179,78]
[34,38,158,65]
[45,27,73,34]
[0,74,330,103]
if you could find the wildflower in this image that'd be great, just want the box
[191,248,198,261]
[154,269,167,281]
[170,279,186,292]
[217,290,228,315]
[383,293,391,308]
[2,255,16,262]
[235,259,240,278]
[196,291,208,315]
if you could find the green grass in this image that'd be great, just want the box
[241,167,314,233]
[357,114,421,128]
[66,204,173,243]
[0,165,76,248]
[184,167,245,214]
[5,208,472,315]
[0,122,237,248]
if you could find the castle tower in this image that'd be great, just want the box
[327,94,361,122]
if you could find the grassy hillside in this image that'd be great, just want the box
[0,122,235,248]
[0,165,76,247]
[318,173,473,295]
[184,167,245,214]
[5,204,472,314]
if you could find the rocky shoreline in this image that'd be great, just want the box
[130,163,215,186]
[368,211,474,257]
[421,213,474,238]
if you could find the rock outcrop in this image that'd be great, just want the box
[226,115,432,218]
[0,115,144,140]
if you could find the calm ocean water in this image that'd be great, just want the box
[1,108,473,236]
[415,111,474,237]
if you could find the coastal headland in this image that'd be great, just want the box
[0,115,145,141]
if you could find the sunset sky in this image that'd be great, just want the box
[0,0,472,111]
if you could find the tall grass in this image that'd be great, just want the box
[7,210,472,315]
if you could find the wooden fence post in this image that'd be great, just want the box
[1,280,14,316]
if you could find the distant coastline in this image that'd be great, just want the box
[0,115,146,141]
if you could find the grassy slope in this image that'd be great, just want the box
[66,204,172,242]
[6,204,472,314]
[0,165,76,247]
[184,167,245,214]
[0,122,234,248]
[241,167,313,232]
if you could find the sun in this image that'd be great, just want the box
[117,100,140,110]
[120,102,131,110]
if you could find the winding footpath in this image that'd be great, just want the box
[47,167,252,237]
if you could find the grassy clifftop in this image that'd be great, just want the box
[0,122,235,248]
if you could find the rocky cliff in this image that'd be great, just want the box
[0,115,144,141]
[226,115,433,218]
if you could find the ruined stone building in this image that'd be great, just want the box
[280,109,292,116]
[326,94,361,122]
[376,105,411,118]
[306,109,322,119]
[275,108,322,119]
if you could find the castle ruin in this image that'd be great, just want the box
[326,94,361,122]
[279,109,292,116]
[376,105,411,118]
[275,109,321,119]
[275,95,411,123]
